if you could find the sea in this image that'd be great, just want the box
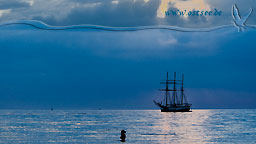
[0,109,255,144]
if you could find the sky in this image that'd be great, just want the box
[0,0,256,27]
[0,0,256,109]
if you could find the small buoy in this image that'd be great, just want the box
[120,130,126,142]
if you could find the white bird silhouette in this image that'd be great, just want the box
[232,4,253,32]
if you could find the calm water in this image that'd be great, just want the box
[0,109,255,144]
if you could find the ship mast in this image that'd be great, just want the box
[165,72,168,106]
[159,72,186,106]
[173,72,176,105]
[181,74,184,105]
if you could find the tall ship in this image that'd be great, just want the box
[153,72,192,112]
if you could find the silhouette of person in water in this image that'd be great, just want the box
[120,130,126,142]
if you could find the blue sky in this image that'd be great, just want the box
[0,0,256,109]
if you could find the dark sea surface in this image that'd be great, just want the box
[0,109,255,144]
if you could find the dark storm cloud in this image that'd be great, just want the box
[32,0,213,27]
[31,0,256,27]
[33,0,161,26]
[0,0,256,27]
[0,0,31,10]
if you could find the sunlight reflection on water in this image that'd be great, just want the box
[0,109,255,143]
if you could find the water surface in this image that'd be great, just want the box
[0,109,255,143]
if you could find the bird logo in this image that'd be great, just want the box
[232,4,253,32]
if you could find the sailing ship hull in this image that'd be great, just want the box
[160,106,191,112]
[153,101,191,112]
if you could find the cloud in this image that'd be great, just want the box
[158,36,177,45]
[157,0,211,18]
[0,0,255,28]
[0,0,31,10]
[0,9,11,17]
[37,0,160,26]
